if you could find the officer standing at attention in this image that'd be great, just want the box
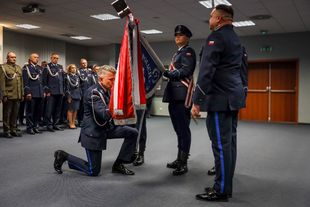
[0,52,24,138]
[77,58,92,126]
[42,53,64,132]
[192,4,247,202]
[163,25,196,176]
[53,65,138,176]
[22,53,45,134]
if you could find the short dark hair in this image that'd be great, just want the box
[215,4,234,19]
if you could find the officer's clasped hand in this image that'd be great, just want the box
[163,70,170,78]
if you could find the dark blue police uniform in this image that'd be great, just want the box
[77,68,92,125]
[90,71,98,87]
[163,45,196,154]
[64,74,81,111]
[193,24,247,196]
[42,63,64,130]
[64,84,138,176]
[22,63,44,133]
[163,25,196,176]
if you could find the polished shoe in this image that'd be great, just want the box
[53,150,68,174]
[47,127,55,132]
[3,133,13,138]
[112,163,135,175]
[33,128,42,134]
[11,131,22,137]
[53,126,64,131]
[196,189,228,202]
[207,166,216,176]
[204,187,232,198]
[172,151,189,176]
[133,154,144,166]
[26,128,35,135]
[167,159,180,169]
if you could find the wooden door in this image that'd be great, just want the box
[239,60,298,123]
[239,62,269,121]
[270,62,297,122]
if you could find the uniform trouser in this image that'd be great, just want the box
[25,97,42,129]
[168,101,191,154]
[2,99,20,133]
[206,111,238,195]
[18,100,25,124]
[45,94,63,127]
[77,97,84,124]
[135,109,147,153]
[66,125,138,176]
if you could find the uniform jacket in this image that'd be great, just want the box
[42,63,64,95]
[163,45,196,102]
[0,63,24,100]
[193,25,246,111]
[65,74,82,100]
[78,84,114,150]
[22,63,44,98]
[90,71,98,86]
[78,68,92,94]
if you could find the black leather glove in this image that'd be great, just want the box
[163,70,180,80]
[163,70,170,78]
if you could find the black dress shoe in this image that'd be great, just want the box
[4,133,13,138]
[112,163,135,175]
[11,131,22,137]
[33,128,42,134]
[204,187,232,198]
[196,189,228,202]
[26,128,35,135]
[54,150,68,174]
[207,166,216,175]
[47,127,55,132]
[172,164,188,176]
[53,126,64,131]
[167,159,180,169]
[133,155,144,166]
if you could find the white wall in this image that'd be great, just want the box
[3,29,66,67]
[87,44,120,67]
[65,43,88,68]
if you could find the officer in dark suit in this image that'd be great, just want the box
[53,65,138,176]
[163,25,196,176]
[22,53,44,134]
[77,58,92,126]
[42,53,64,132]
[192,5,247,202]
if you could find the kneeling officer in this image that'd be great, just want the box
[53,65,138,176]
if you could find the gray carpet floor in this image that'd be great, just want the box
[0,117,310,207]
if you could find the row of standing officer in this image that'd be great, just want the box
[0,52,98,137]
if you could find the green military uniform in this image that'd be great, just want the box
[0,63,24,135]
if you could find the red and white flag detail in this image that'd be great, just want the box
[109,18,146,125]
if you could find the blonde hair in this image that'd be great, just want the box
[66,64,77,74]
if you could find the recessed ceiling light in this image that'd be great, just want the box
[141,29,163,34]
[91,14,120,21]
[70,36,92,40]
[15,24,40,29]
[199,0,232,9]
[232,20,255,27]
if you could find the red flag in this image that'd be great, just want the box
[110,19,146,125]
